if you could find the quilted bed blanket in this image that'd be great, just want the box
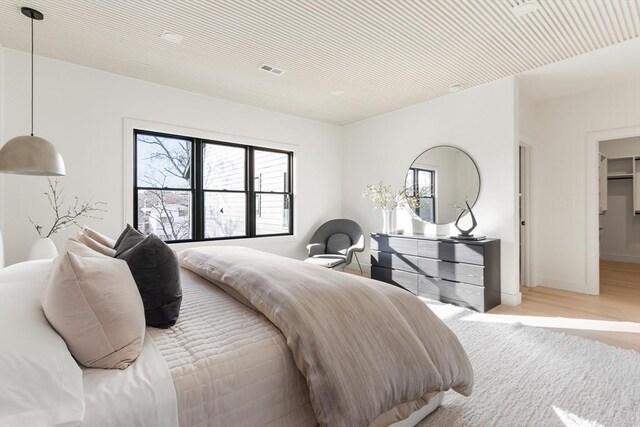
[178,247,473,427]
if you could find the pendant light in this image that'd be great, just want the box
[0,7,65,176]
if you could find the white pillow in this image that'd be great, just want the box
[0,262,85,426]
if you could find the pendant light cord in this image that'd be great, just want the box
[30,15,34,136]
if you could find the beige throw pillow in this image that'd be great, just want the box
[53,235,107,271]
[77,233,116,257]
[63,235,108,258]
[82,226,116,249]
[41,252,145,369]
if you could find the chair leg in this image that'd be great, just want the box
[354,253,363,275]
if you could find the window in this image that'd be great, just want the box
[134,130,293,242]
[405,168,435,223]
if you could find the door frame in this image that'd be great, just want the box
[519,140,533,287]
[585,125,640,295]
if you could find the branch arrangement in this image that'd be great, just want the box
[402,186,431,209]
[362,182,405,210]
[28,179,107,238]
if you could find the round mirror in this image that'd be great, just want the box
[405,146,480,225]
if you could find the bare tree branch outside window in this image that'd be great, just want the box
[137,135,192,241]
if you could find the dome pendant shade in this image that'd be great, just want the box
[0,135,66,176]
[0,7,66,176]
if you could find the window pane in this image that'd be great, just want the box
[255,194,290,235]
[137,134,191,188]
[405,170,414,195]
[417,170,432,195]
[417,197,435,223]
[137,190,191,241]
[203,144,245,191]
[254,150,289,193]
[205,192,246,238]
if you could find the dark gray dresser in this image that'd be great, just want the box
[370,233,501,312]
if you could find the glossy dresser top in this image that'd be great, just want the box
[371,232,499,246]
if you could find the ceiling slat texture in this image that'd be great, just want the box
[0,0,638,125]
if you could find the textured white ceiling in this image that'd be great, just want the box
[0,0,638,125]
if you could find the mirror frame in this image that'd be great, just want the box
[405,145,481,225]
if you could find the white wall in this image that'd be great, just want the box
[599,138,640,264]
[342,77,521,305]
[600,137,640,158]
[0,46,5,268]
[0,48,343,265]
[523,80,640,292]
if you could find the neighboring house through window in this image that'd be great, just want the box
[134,130,293,242]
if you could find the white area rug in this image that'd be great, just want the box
[420,299,640,427]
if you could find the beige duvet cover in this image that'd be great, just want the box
[148,269,316,427]
[177,247,473,427]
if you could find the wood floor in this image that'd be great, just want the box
[490,261,640,352]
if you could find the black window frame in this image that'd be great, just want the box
[406,167,436,223]
[133,129,294,243]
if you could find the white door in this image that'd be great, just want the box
[519,144,531,287]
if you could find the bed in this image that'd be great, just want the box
[0,246,472,427]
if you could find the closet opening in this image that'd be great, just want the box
[597,136,640,295]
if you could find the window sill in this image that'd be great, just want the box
[167,233,297,249]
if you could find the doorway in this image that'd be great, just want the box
[586,126,640,295]
[519,142,532,287]
[598,137,640,265]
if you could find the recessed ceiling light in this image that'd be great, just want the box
[259,63,285,75]
[161,31,184,44]
[449,84,463,93]
[512,0,540,18]
[329,90,345,96]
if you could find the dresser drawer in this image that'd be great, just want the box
[371,251,418,273]
[417,257,484,286]
[417,240,484,265]
[371,266,418,294]
[371,235,418,256]
[419,276,484,309]
[420,291,485,312]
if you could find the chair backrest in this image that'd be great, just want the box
[309,219,365,256]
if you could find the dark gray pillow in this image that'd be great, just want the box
[115,235,182,328]
[114,227,144,257]
[114,224,138,249]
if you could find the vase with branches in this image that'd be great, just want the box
[363,181,405,233]
[27,179,107,260]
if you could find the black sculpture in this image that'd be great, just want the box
[453,201,485,240]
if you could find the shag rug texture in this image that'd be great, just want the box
[419,299,640,427]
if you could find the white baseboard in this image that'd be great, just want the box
[500,292,521,306]
[535,276,595,295]
[600,253,640,264]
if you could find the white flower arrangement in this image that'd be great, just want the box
[362,182,405,210]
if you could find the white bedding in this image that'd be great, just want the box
[0,259,446,427]
[82,332,178,427]
[0,261,85,427]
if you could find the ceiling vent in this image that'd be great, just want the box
[259,64,285,75]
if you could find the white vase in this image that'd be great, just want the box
[28,237,58,261]
[411,218,426,235]
[382,209,396,234]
